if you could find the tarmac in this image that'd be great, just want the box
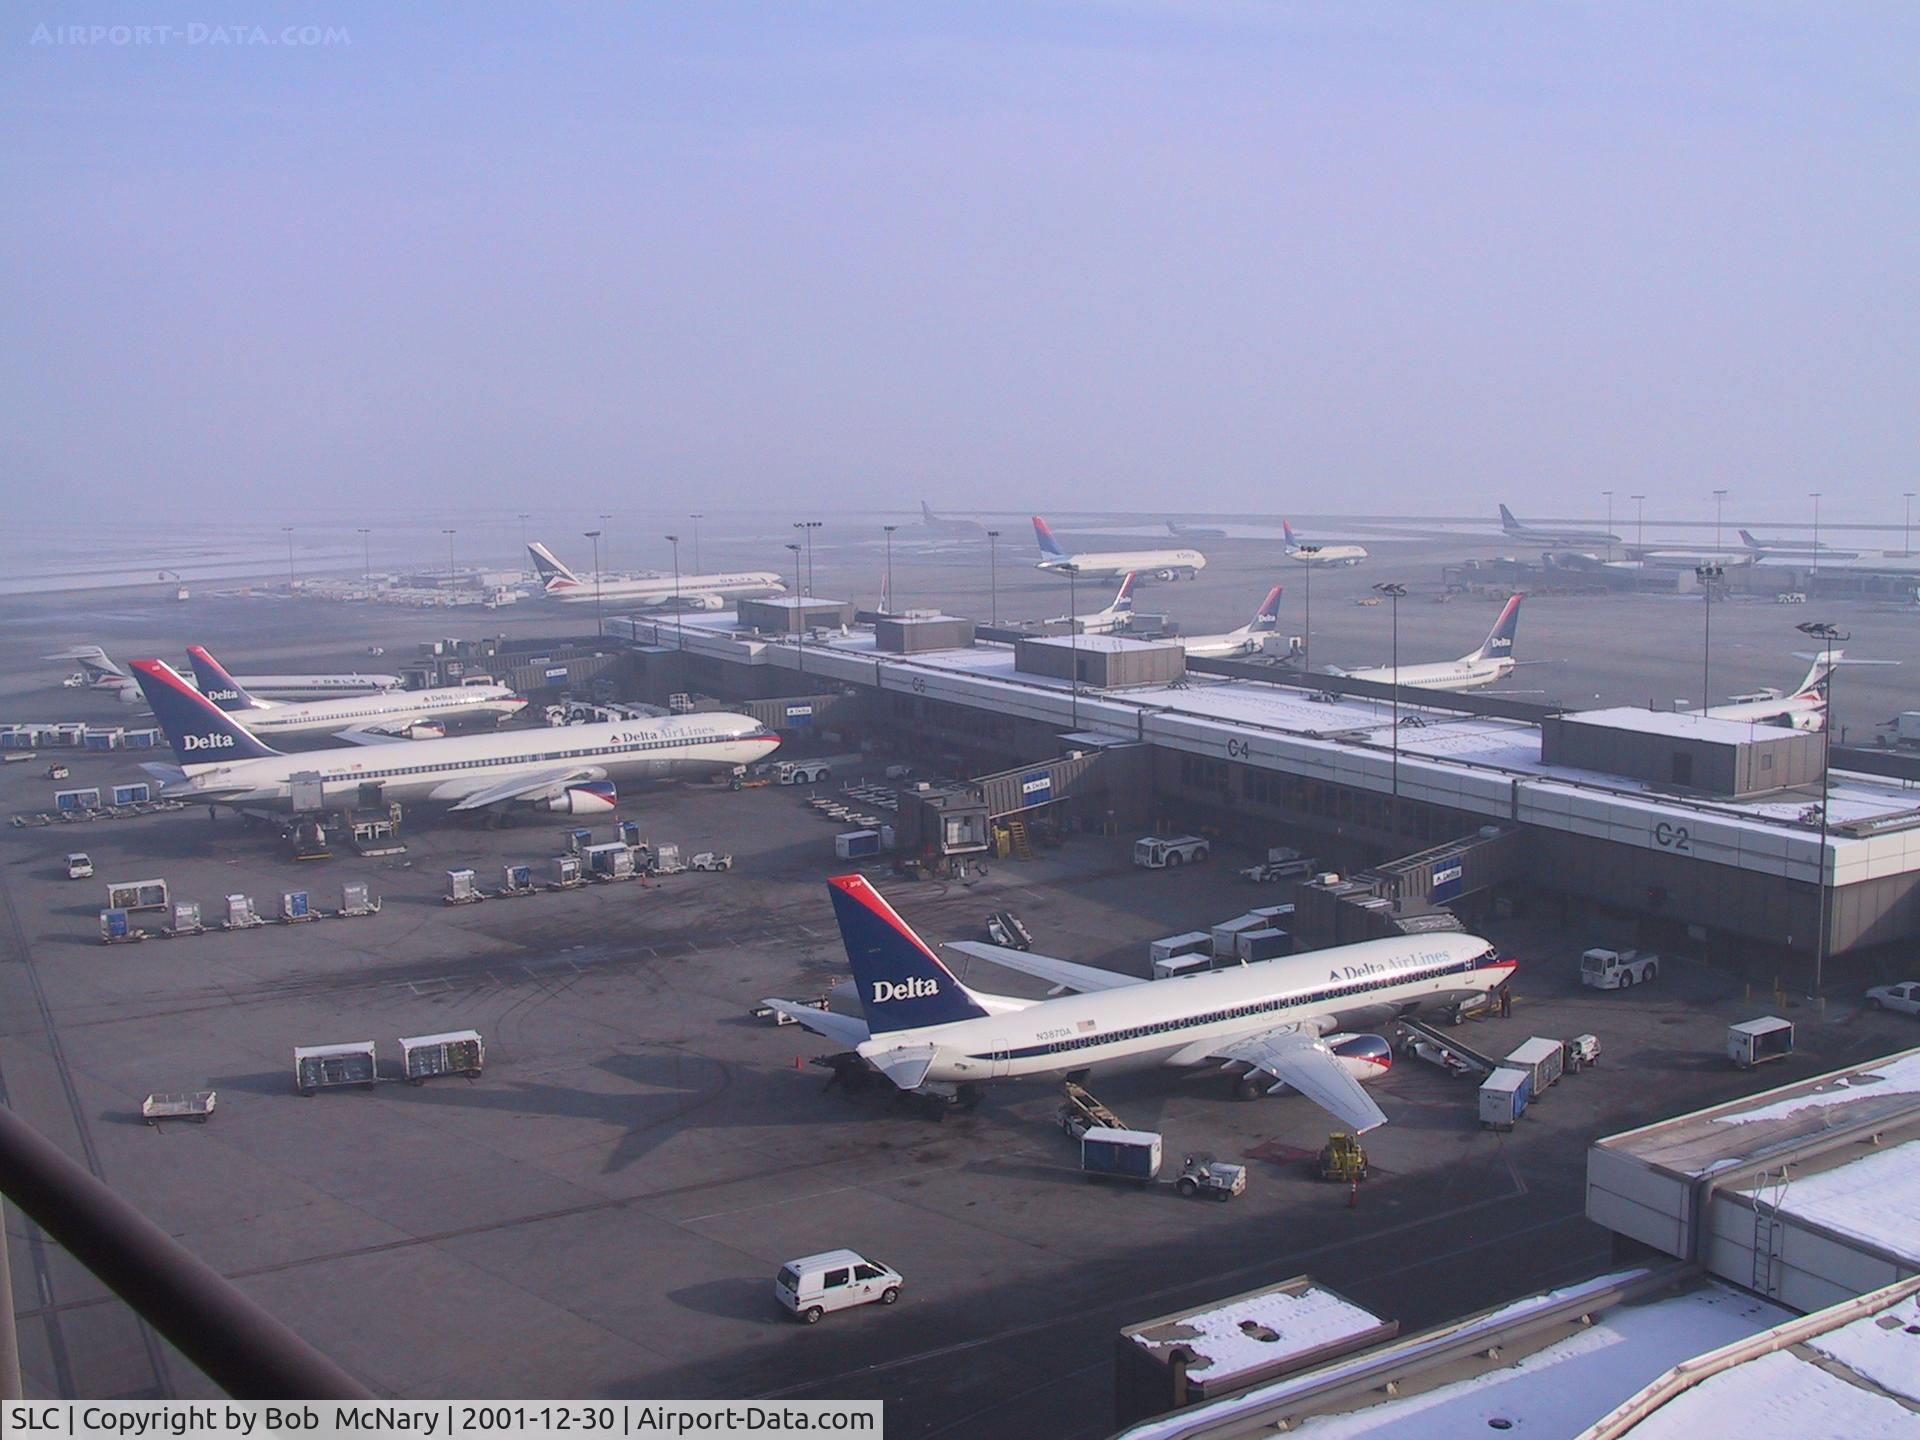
[2,531,1918,1433]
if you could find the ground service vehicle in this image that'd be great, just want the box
[1081,1127,1163,1184]
[65,853,93,879]
[775,1250,902,1324]
[1134,835,1210,869]
[1240,848,1316,883]
[1580,947,1660,989]
[1565,1034,1602,1071]
[779,762,832,784]
[691,851,733,871]
[1176,1153,1247,1201]
[1315,1132,1369,1182]
[1865,982,1920,1016]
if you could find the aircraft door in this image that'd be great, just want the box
[990,1040,1011,1079]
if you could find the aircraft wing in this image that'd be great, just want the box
[332,727,412,746]
[761,999,871,1048]
[943,941,1142,994]
[445,765,606,812]
[1211,1024,1389,1134]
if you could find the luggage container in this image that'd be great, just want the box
[293,1042,378,1095]
[99,908,141,943]
[1080,1127,1162,1185]
[225,894,262,928]
[835,829,881,860]
[549,855,583,888]
[83,728,122,750]
[339,882,379,916]
[1211,914,1265,959]
[1149,931,1212,966]
[106,878,169,912]
[125,729,161,749]
[399,1030,485,1083]
[501,863,534,894]
[167,901,204,936]
[567,827,593,856]
[55,788,102,812]
[1152,953,1213,981]
[280,891,314,922]
[617,821,642,848]
[1501,1037,1565,1097]
[1236,927,1292,963]
[1727,1017,1794,1069]
[1479,1068,1531,1130]
[112,783,152,806]
[582,841,635,879]
[445,868,484,904]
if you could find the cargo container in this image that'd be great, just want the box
[582,841,635,879]
[1479,1067,1531,1130]
[501,864,534,893]
[99,908,132,942]
[55,788,102,812]
[293,1042,378,1094]
[550,855,582,888]
[1236,927,1292,963]
[112,783,151,806]
[225,894,262,928]
[168,901,203,935]
[445,869,483,904]
[340,882,378,916]
[1080,1127,1162,1184]
[567,828,593,856]
[1211,914,1266,959]
[1148,931,1212,965]
[106,879,169,913]
[399,1030,484,1083]
[617,821,643,848]
[1152,953,1213,981]
[1501,1038,1565,1097]
[1727,1017,1794,1069]
[280,891,313,922]
[835,829,882,860]
[124,729,161,750]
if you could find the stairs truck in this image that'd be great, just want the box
[1580,947,1660,990]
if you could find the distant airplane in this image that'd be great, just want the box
[1333,595,1524,693]
[129,658,777,816]
[1283,521,1368,567]
[47,645,400,704]
[1166,520,1228,540]
[1179,584,1287,659]
[528,542,784,609]
[1498,504,1620,548]
[183,646,527,741]
[1031,515,1206,581]
[920,501,987,537]
[1738,529,1860,560]
[1044,573,1137,635]
[1704,653,1844,730]
[763,875,1512,1130]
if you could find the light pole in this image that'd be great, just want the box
[598,513,612,573]
[1298,545,1321,672]
[1373,581,1406,839]
[443,528,456,579]
[690,514,703,572]
[1905,492,1915,558]
[1809,491,1822,578]
[1712,489,1728,553]
[1066,562,1080,730]
[356,527,370,581]
[784,543,804,673]
[1795,620,1848,1001]
[1602,490,1614,562]
[793,521,821,596]
[882,525,897,614]
[282,527,295,589]
[986,530,1000,625]
[1696,564,1723,712]
[584,529,604,637]
[517,513,530,565]
[1631,494,1646,555]
[665,534,682,649]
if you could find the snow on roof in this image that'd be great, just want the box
[1021,633,1182,654]
[1127,1284,1385,1386]
[1712,1050,1920,1126]
[1559,706,1787,743]
[1760,1137,1920,1265]
[1804,1290,1920,1405]
[1614,1346,1916,1440]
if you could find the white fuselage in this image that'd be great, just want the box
[546,572,785,606]
[237,686,529,739]
[1344,656,1514,693]
[221,672,403,700]
[1703,696,1825,731]
[1179,629,1260,659]
[1289,545,1367,566]
[1038,549,1205,581]
[860,935,1508,1086]
[159,713,779,811]
[1504,526,1618,547]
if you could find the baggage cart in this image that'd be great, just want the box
[1081,1127,1162,1185]
[106,878,170,913]
[224,893,264,929]
[166,901,204,937]
[280,891,315,923]
[100,908,145,944]
[399,1030,484,1084]
[548,855,584,889]
[444,868,485,905]
[142,1091,216,1125]
[1479,1068,1531,1130]
[1728,1017,1794,1069]
[338,882,379,917]
[294,1042,377,1095]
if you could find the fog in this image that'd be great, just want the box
[5,4,1914,526]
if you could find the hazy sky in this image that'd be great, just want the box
[4,3,1915,523]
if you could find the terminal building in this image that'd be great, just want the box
[607,605,1920,976]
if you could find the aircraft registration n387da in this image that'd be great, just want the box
[766,876,1515,1132]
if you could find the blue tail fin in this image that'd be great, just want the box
[185,646,263,712]
[828,875,989,1033]
[1472,594,1523,661]
[1032,515,1067,559]
[1111,573,1136,611]
[1250,583,1284,630]
[1282,520,1301,548]
[130,660,280,768]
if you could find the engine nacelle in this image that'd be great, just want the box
[676,592,726,611]
[405,721,446,740]
[1324,1033,1393,1083]
[536,780,617,815]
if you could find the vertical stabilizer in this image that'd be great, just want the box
[828,875,990,1033]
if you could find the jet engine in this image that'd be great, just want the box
[1324,1032,1394,1082]
[536,780,617,815]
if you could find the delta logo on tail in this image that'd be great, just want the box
[1254,584,1284,627]
[129,659,281,769]
[527,542,585,592]
[185,645,266,713]
[828,874,988,1032]
[1476,594,1523,660]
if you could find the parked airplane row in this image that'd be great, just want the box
[50,645,401,703]
[526,541,786,610]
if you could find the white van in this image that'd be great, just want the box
[774,1250,903,1324]
[66,853,94,880]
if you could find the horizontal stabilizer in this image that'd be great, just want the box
[857,1041,939,1091]
[761,999,871,1048]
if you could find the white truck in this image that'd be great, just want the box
[1133,835,1210,869]
[1580,947,1660,990]
[778,761,833,785]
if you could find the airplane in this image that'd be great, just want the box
[527,542,785,610]
[1703,653,1842,730]
[47,646,401,704]
[1283,521,1368,567]
[1044,573,1137,635]
[1333,594,1525,693]
[920,501,987,537]
[1032,515,1206,581]
[763,875,1513,1131]
[1178,584,1287,659]
[1497,504,1620,548]
[183,646,528,741]
[1608,548,1754,571]
[128,658,779,817]
[1738,529,1860,561]
[1166,520,1228,540]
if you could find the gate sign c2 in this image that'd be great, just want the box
[544,666,568,680]
[1020,770,1053,804]
[1432,862,1464,903]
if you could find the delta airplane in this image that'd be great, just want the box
[48,646,401,704]
[1044,573,1137,635]
[1703,653,1843,731]
[765,876,1512,1130]
[129,658,778,817]
[1498,504,1620,548]
[920,501,986,538]
[1333,594,1524,693]
[1032,516,1206,581]
[1283,521,1368,567]
[184,646,528,741]
[528,542,785,610]
[1179,585,1286,659]
[1166,520,1228,540]
[1739,529,1860,561]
